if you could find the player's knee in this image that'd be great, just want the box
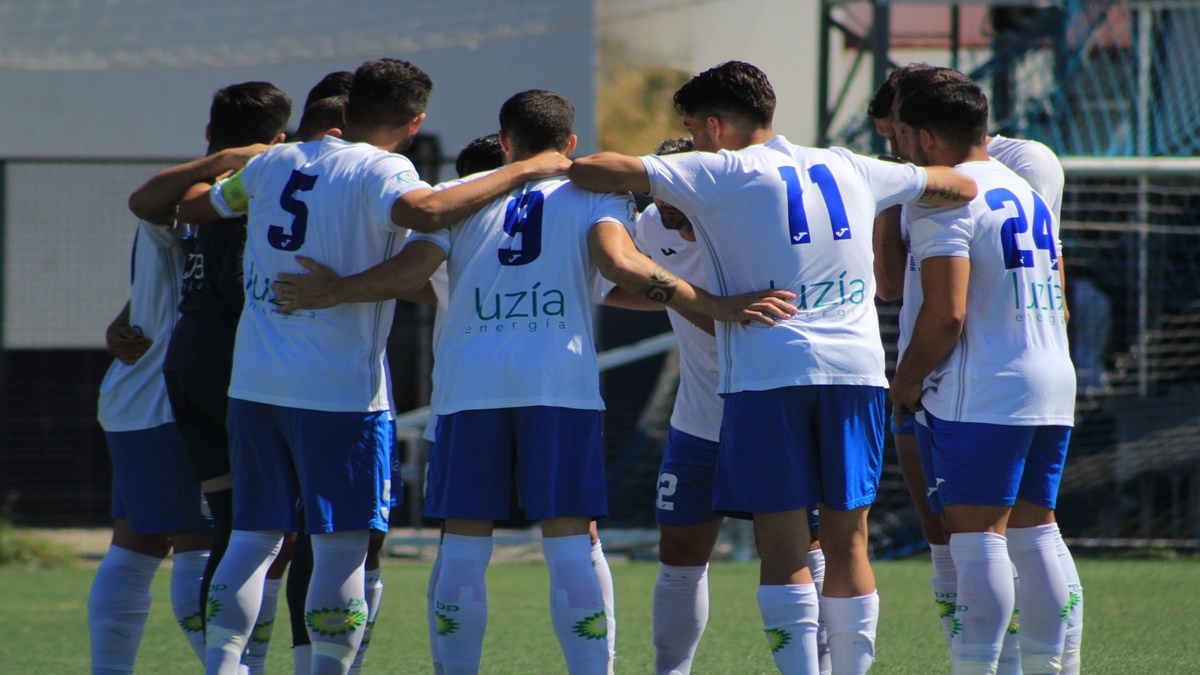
[658,533,713,566]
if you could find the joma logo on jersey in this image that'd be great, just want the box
[796,271,867,310]
[474,283,565,321]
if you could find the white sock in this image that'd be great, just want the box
[306,531,370,675]
[244,577,282,674]
[347,566,384,674]
[1007,525,1069,674]
[89,545,162,674]
[435,533,492,675]
[1053,525,1082,675]
[204,531,283,675]
[823,592,879,675]
[997,563,1021,675]
[930,543,959,652]
[591,540,617,673]
[427,543,444,674]
[544,534,609,674]
[653,563,708,675]
[949,532,1013,673]
[170,549,210,664]
[807,549,830,675]
[756,584,820,674]
[293,644,312,675]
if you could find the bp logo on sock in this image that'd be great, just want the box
[764,628,791,654]
[571,611,608,640]
[1007,609,1020,635]
[205,596,223,621]
[178,611,204,633]
[435,611,460,636]
[250,619,275,644]
[1060,592,1081,623]
[361,619,376,645]
[305,607,368,637]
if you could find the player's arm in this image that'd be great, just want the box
[128,145,268,224]
[873,205,906,301]
[105,301,152,365]
[270,240,447,312]
[603,288,715,336]
[1058,256,1069,325]
[917,167,978,206]
[568,153,652,194]
[589,221,795,326]
[889,255,969,412]
[392,150,571,233]
[397,281,439,306]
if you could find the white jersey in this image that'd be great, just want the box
[642,135,928,393]
[411,175,635,415]
[210,136,431,412]
[898,139,1065,360]
[97,221,184,432]
[986,136,1064,222]
[631,206,722,442]
[907,159,1075,426]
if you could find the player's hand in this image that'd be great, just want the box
[714,289,797,326]
[270,256,344,313]
[106,325,152,365]
[888,378,924,415]
[514,150,572,181]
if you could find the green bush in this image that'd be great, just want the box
[0,522,76,567]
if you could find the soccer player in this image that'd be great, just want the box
[598,136,831,675]
[155,59,570,675]
[881,64,1084,674]
[568,61,977,673]
[90,219,213,673]
[889,80,1076,674]
[269,89,795,674]
[126,81,291,671]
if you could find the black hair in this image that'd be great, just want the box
[304,71,354,109]
[208,81,291,151]
[654,137,694,156]
[498,90,574,155]
[295,95,347,142]
[897,81,989,155]
[673,61,775,128]
[345,58,433,129]
[455,134,505,178]
[892,64,972,108]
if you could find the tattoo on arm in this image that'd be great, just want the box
[640,265,678,304]
[923,180,963,202]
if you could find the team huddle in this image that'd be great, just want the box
[90,57,1082,675]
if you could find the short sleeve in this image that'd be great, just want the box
[591,191,638,232]
[362,154,434,233]
[408,228,451,255]
[641,151,730,213]
[137,219,182,249]
[833,148,928,213]
[908,204,974,262]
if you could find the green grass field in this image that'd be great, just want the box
[1,555,1196,673]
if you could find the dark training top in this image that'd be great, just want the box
[163,217,246,372]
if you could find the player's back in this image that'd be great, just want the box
[420,176,634,415]
[910,159,1075,426]
[642,135,927,393]
[220,136,427,413]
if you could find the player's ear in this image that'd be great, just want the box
[498,131,512,154]
[563,134,578,157]
[407,112,427,136]
[324,127,344,139]
[205,124,212,143]
[270,132,287,145]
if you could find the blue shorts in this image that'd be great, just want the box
[716,385,885,514]
[915,412,1070,512]
[226,399,394,534]
[107,424,211,535]
[424,406,607,521]
[656,427,722,527]
[891,413,916,435]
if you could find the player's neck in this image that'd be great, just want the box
[342,126,410,154]
[720,126,774,151]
